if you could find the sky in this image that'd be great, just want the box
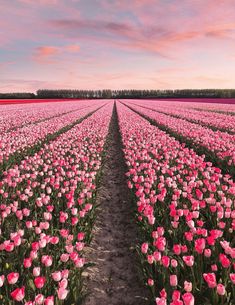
[1,0,235,92]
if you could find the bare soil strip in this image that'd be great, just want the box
[83,104,149,305]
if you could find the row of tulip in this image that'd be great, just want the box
[123,102,235,175]
[143,99,235,115]
[0,100,100,133]
[116,101,235,305]
[0,101,106,167]
[187,102,235,115]
[0,102,113,304]
[128,100,235,133]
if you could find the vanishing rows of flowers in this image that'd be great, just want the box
[0,101,106,166]
[128,100,235,133]
[0,100,99,134]
[185,101,235,115]
[124,102,235,172]
[144,99,235,115]
[116,102,235,305]
[0,103,113,304]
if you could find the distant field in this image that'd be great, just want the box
[0,99,234,305]
[0,98,81,105]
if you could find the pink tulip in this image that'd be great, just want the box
[0,275,5,287]
[162,256,170,267]
[173,244,181,255]
[34,277,46,289]
[156,297,167,305]
[204,249,211,258]
[171,259,178,268]
[148,278,154,286]
[35,294,44,304]
[10,286,25,302]
[184,281,192,292]
[170,275,178,287]
[219,254,230,268]
[60,253,69,262]
[182,292,194,305]
[7,272,19,284]
[33,267,41,277]
[52,271,62,282]
[41,255,53,267]
[45,296,54,305]
[203,273,217,288]
[217,284,226,296]
[57,287,69,300]
[183,256,194,267]
[194,238,206,254]
[23,258,32,268]
[230,273,235,284]
[141,242,148,254]
[172,290,181,300]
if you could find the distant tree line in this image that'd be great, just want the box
[35,89,235,99]
[1,89,235,99]
[0,92,35,99]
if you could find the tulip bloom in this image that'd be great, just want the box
[183,256,194,267]
[217,284,226,296]
[0,275,5,287]
[45,296,54,305]
[184,281,192,292]
[203,273,217,288]
[170,275,178,287]
[219,254,230,268]
[182,292,194,305]
[52,271,62,282]
[34,277,46,289]
[10,286,25,302]
[230,274,235,284]
[7,272,19,285]
[57,287,69,300]
[156,297,167,305]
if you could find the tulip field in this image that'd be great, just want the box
[0,99,235,305]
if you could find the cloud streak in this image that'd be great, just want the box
[33,44,80,62]
[49,18,235,57]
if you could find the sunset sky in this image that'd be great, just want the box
[1,0,235,92]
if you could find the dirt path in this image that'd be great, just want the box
[83,104,150,305]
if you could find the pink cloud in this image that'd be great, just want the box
[66,44,80,52]
[33,44,80,63]
[33,46,59,63]
[36,46,59,56]
[17,0,58,5]
[49,18,235,58]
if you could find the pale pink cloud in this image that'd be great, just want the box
[49,18,235,58]
[33,46,59,63]
[66,45,80,52]
[33,44,80,63]
[18,0,58,5]
[36,46,59,56]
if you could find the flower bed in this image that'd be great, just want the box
[0,101,106,167]
[0,103,113,305]
[117,102,235,305]
[124,102,235,174]
[128,99,235,133]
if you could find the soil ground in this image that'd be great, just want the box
[83,104,150,305]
